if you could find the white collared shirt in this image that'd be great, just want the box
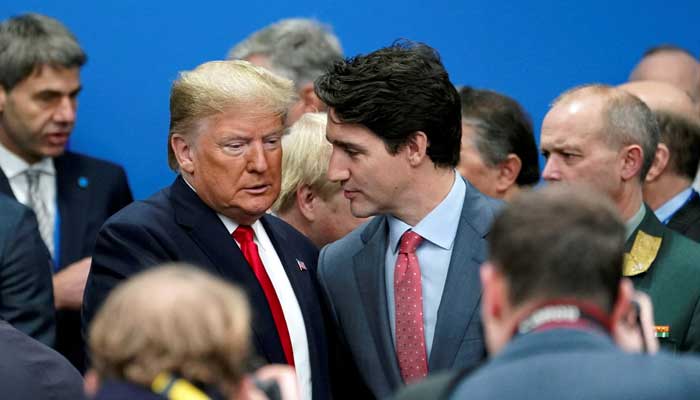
[218,214,311,400]
[0,142,57,254]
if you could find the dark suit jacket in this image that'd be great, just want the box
[0,194,55,347]
[445,329,700,399]
[0,150,133,371]
[667,190,700,242]
[82,176,330,400]
[317,179,501,399]
[0,319,85,400]
[628,206,700,352]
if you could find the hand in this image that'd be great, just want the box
[53,257,91,310]
[237,364,300,400]
[614,287,659,354]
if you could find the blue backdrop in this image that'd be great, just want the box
[2,1,698,199]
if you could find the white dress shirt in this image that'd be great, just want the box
[0,142,57,254]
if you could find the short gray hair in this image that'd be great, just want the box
[553,84,660,181]
[227,18,343,87]
[0,13,86,90]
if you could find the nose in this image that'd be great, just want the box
[246,141,269,173]
[541,157,560,182]
[53,96,77,124]
[326,147,350,183]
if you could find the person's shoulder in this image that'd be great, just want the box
[460,178,504,235]
[262,213,318,253]
[658,224,700,270]
[104,186,172,228]
[0,193,28,222]
[320,217,379,261]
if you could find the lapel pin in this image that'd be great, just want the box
[296,259,307,271]
[78,176,89,188]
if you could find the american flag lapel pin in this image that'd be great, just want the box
[296,259,307,271]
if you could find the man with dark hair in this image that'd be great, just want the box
[0,13,133,370]
[620,81,700,242]
[629,44,700,105]
[401,186,700,400]
[541,84,700,352]
[457,87,539,200]
[314,41,501,399]
[228,18,343,124]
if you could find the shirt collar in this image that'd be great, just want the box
[625,203,646,241]
[0,141,55,178]
[654,187,694,224]
[388,172,466,252]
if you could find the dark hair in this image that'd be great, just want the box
[489,184,625,312]
[459,87,540,186]
[643,44,698,61]
[315,40,461,168]
[655,110,700,180]
[0,13,86,90]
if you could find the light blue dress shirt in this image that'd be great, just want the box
[654,187,694,225]
[385,174,466,357]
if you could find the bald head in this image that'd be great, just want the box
[619,81,698,121]
[629,48,700,103]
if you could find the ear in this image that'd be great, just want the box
[295,185,317,222]
[0,85,6,113]
[619,144,644,181]
[480,262,504,321]
[406,131,429,166]
[171,134,196,174]
[644,143,670,183]
[494,154,522,193]
[610,278,634,331]
[299,82,324,113]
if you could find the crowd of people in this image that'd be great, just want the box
[1,11,700,400]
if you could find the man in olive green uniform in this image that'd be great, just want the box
[540,84,700,352]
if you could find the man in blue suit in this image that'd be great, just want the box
[313,41,501,399]
[82,60,330,400]
[0,193,55,347]
[0,14,133,370]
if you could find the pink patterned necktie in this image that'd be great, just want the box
[394,230,428,383]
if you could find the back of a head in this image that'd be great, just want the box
[273,112,337,214]
[89,264,251,397]
[489,185,625,312]
[459,86,540,186]
[629,45,700,103]
[315,40,462,168]
[0,13,86,90]
[227,18,343,86]
[553,84,660,181]
[167,59,295,170]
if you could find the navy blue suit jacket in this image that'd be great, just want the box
[317,178,501,399]
[0,194,55,347]
[82,176,330,400]
[449,329,700,399]
[0,150,133,370]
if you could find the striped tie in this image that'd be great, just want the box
[25,168,53,256]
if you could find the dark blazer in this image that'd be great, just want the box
[0,194,55,347]
[82,176,330,400]
[445,329,700,400]
[317,179,501,399]
[667,190,700,242]
[0,319,85,400]
[0,150,133,371]
[627,206,700,352]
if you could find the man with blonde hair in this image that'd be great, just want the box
[83,60,330,400]
[272,112,366,247]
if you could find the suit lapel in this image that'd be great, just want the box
[0,168,14,198]
[170,176,286,363]
[54,154,90,267]
[352,216,403,387]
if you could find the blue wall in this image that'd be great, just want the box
[2,1,698,199]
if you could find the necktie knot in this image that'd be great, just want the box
[25,168,41,188]
[399,231,423,254]
[233,225,255,244]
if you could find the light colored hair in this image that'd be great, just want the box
[167,60,296,170]
[227,18,343,87]
[272,112,339,213]
[89,264,251,396]
[552,84,659,181]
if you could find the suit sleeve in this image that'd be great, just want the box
[0,207,56,347]
[81,218,171,345]
[107,166,134,215]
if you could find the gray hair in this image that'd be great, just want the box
[0,13,86,90]
[227,18,343,87]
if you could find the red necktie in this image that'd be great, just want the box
[394,230,428,383]
[233,225,295,366]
